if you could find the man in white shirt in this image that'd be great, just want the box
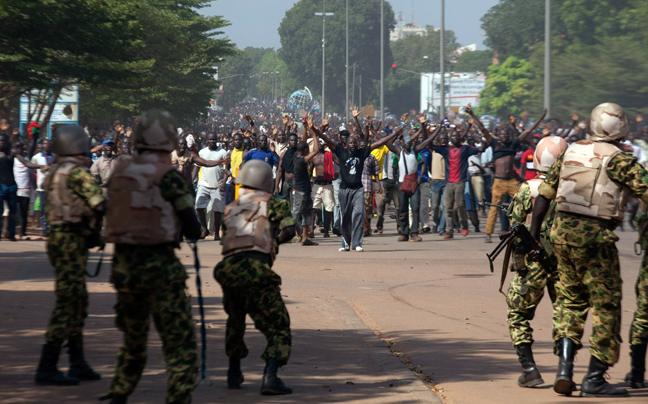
[31,139,54,236]
[195,133,229,239]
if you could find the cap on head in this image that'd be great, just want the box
[52,124,89,156]
[533,136,568,172]
[236,160,273,193]
[102,139,114,146]
[589,102,629,142]
[133,109,179,152]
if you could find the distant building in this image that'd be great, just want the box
[390,22,428,42]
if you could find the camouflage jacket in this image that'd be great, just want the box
[508,181,555,271]
[539,150,648,246]
[215,196,295,288]
[47,167,105,236]
[110,170,194,291]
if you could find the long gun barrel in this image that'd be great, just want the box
[485,202,510,211]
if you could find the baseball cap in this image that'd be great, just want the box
[102,139,114,145]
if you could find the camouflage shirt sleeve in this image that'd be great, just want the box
[67,167,105,209]
[507,182,532,225]
[538,151,564,200]
[606,153,648,204]
[160,169,194,212]
[267,195,296,231]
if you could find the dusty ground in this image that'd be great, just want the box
[1,214,646,403]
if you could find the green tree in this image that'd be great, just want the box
[253,51,299,100]
[481,0,565,61]
[475,57,536,117]
[385,26,459,114]
[216,49,251,109]
[0,0,148,123]
[80,0,236,123]
[454,50,493,73]
[278,0,394,113]
[542,37,648,118]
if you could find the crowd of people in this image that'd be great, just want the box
[1,97,647,401]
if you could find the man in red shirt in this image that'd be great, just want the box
[519,135,541,181]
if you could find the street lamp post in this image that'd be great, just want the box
[380,0,384,121]
[315,0,334,117]
[544,0,551,118]
[440,0,445,119]
[345,0,349,122]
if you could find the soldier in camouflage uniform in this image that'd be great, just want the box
[531,103,648,397]
[626,212,648,388]
[506,136,567,388]
[102,110,202,404]
[214,159,296,395]
[35,125,105,386]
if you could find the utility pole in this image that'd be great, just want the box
[544,0,551,118]
[315,0,333,117]
[345,0,349,122]
[439,0,445,119]
[380,0,384,120]
[351,63,356,108]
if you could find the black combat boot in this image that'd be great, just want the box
[581,355,629,397]
[260,359,292,395]
[35,343,80,385]
[227,357,244,389]
[515,344,543,387]
[99,392,128,403]
[625,343,647,389]
[553,338,576,395]
[67,335,101,381]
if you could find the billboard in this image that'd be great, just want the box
[19,85,79,138]
[420,73,486,114]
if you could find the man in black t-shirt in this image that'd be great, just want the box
[317,124,402,251]
[291,124,319,246]
[275,134,299,205]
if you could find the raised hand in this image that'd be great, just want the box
[417,114,427,124]
[571,111,579,122]
[321,116,330,130]
[465,103,474,116]
[400,113,409,124]
[352,106,360,119]
[244,115,253,124]
[307,115,314,129]
[282,114,289,125]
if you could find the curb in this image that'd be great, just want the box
[330,298,443,403]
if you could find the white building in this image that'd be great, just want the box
[390,22,428,42]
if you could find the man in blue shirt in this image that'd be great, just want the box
[417,144,432,233]
[243,134,277,167]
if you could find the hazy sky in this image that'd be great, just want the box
[200,0,500,51]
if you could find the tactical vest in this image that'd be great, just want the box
[44,158,95,226]
[555,140,627,221]
[221,190,276,262]
[105,152,180,245]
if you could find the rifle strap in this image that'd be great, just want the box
[635,223,648,256]
[85,247,104,278]
[189,241,207,382]
[499,240,514,296]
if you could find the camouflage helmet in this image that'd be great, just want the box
[133,109,178,152]
[236,160,273,193]
[589,102,629,142]
[533,135,568,172]
[52,124,89,156]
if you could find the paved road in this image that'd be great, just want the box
[1,217,646,403]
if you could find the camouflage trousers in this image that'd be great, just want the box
[45,231,89,345]
[221,286,291,366]
[553,243,622,365]
[630,254,648,345]
[506,264,558,346]
[364,192,374,235]
[110,245,197,404]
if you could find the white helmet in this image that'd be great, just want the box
[534,136,568,172]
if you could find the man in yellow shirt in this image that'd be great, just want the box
[230,133,245,200]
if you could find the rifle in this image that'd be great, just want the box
[484,202,509,211]
[486,222,555,295]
